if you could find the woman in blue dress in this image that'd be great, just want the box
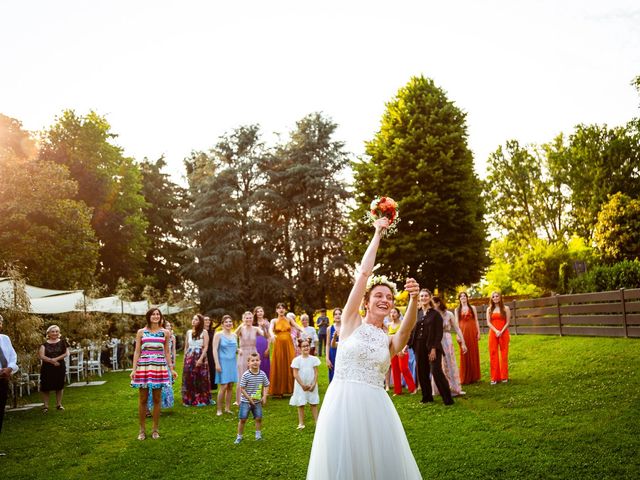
[326,308,342,383]
[213,315,238,415]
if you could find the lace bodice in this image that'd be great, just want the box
[333,322,390,389]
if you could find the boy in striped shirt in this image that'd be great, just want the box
[235,352,270,443]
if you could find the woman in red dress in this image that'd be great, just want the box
[486,291,511,384]
[455,292,481,384]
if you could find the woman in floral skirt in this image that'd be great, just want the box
[181,314,213,406]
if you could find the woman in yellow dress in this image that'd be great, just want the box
[269,303,304,397]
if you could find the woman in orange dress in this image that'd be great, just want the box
[455,292,481,384]
[269,303,305,397]
[486,291,511,384]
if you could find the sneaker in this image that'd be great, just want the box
[234,435,243,444]
[255,432,262,440]
[490,381,497,385]
[297,424,305,430]
[501,379,508,383]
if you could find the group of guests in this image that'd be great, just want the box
[388,288,511,406]
[124,286,512,438]
[0,287,510,445]
[128,302,328,439]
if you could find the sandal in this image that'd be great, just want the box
[56,405,65,411]
[137,432,146,441]
[42,407,48,414]
[151,430,160,440]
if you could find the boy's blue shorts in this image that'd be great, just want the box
[238,401,263,420]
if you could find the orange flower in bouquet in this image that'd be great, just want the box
[368,196,400,235]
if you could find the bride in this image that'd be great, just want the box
[306,217,422,479]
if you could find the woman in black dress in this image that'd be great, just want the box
[204,316,217,392]
[39,325,70,412]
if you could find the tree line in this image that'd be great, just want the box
[2,74,639,326]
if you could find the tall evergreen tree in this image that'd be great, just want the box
[348,76,487,292]
[140,156,188,294]
[182,125,284,318]
[260,113,351,312]
[39,110,149,290]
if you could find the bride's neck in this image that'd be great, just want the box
[364,313,384,328]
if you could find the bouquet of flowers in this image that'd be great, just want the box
[368,196,400,236]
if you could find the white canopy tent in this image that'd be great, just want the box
[0,278,189,315]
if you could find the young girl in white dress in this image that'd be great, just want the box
[306,217,423,480]
[289,338,320,429]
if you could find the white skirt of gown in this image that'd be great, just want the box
[307,378,422,479]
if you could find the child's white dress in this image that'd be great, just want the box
[289,355,321,406]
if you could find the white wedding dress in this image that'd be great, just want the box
[306,322,422,480]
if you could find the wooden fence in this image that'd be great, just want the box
[469,288,640,338]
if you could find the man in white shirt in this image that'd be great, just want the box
[0,313,19,455]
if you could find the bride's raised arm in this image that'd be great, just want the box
[389,278,419,357]
[341,217,390,336]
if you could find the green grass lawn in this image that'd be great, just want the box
[2,335,639,480]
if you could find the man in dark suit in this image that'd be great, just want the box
[409,289,453,406]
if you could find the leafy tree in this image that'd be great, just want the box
[593,192,640,262]
[140,156,188,294]
[485,139,569,244]
[39,110,149,290]
[481,238,539,297]
[551,123,640,240]
[260,113,351,312]
[482,235,595,296]
[0,114,98,289]
[0,114,37,161]
[348,76,487,293]
[182,125,284,318]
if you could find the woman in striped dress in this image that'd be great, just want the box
[131,308,177,440]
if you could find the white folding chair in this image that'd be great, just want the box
[29,371,41,392]
[87,347,102,377]
[16,372,31,396]
[108,339,120,371]
[66,349,84,383]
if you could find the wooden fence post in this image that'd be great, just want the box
[512,300,518,335]
[556,294,563,336]
[621,288,628,338]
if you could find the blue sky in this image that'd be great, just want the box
[1,0,638,182]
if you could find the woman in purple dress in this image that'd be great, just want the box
[253,306,271,379]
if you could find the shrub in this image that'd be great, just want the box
[568,259,640,292]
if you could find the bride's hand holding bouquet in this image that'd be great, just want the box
[369,196,400,236]
[373,216,390,235]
